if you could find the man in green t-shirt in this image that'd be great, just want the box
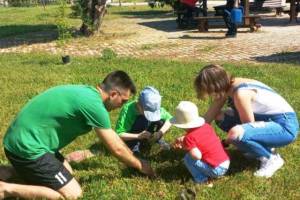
[0,71,155,200]
[66,86,173,162]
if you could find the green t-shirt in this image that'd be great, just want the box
[3,85,111,160]
[115,100,172,135]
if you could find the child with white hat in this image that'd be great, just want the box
[171,101,230,183]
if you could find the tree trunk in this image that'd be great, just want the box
[79,0,107,36]
[93,0,107,33]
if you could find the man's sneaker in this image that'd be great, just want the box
[158,140,171,151]
[254,154,284,178]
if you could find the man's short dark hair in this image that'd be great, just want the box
[101,70,136,95]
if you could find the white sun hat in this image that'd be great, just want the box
[170,101,205,129]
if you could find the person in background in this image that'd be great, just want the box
[177,0,199,28]
[223,0,239,37]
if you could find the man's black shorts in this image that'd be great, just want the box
[4,149,73,190]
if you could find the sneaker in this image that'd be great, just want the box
[132,142,140,153]
[254,154,284,178]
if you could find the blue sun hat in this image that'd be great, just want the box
[139,86,161,122]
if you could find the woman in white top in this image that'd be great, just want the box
[194,64,299,178]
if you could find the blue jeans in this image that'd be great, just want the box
[183,154,229,183]
[217,112,299,158]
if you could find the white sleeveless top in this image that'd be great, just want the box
[234,81,294,115]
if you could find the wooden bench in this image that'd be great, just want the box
[194,15,261,32]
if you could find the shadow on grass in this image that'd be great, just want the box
[138,19,180,32]
[71,145,260,183]
[119,148,191,182]
[226,148,259,175]
[0,24,57,49]
[253,51,300,64]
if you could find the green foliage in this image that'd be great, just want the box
[56,0,72,47]
[148,0,178,9]
[71,0,94,31]
[101,48,117,61]
[7,0,38,7]
[0,53,300,199]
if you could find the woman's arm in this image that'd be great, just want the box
[233,90,256,123]
[204,97,227,123]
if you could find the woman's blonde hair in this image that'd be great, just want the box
[194,64,233,99]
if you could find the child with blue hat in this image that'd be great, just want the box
[116,86,172,154]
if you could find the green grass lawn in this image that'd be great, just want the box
[0,53,300,199]
[0,4,172,40]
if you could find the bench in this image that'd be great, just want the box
[194,15,261,32]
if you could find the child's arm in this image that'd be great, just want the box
[152,120,172,141]
[120,131,151,141]
[189,147,202,160]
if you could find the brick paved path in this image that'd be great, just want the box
[0,13,299,63]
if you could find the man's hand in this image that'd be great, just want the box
[172,136,185,150]
[139,159,156,178]
[138,130,151,140]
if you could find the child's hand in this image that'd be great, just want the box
[221,139,230,148]
[172,136,185,150]
[151,131,163,142]
[138,131,151,140]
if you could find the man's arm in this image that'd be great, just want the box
[94,128,155,176]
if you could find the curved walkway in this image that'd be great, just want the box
[0,12,299,63]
